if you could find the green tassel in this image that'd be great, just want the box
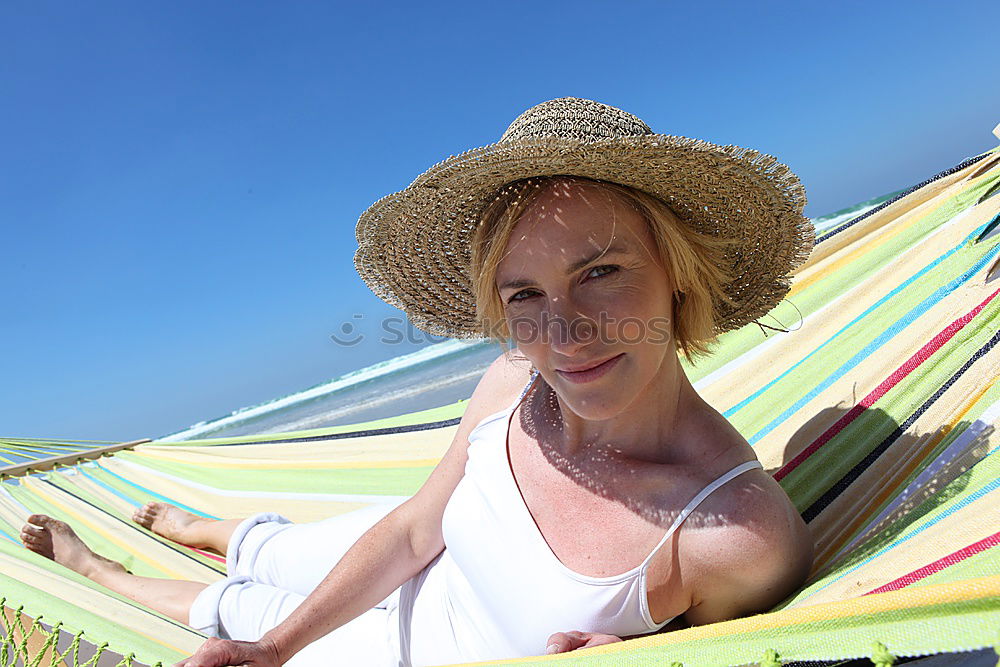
[871,642,895,667]
[760,648,782,667]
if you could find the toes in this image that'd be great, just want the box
[20,527,44,545]
[133,505,155,526]
[29,515,72,536]
[19,526,46,552]
[38,516,64,531]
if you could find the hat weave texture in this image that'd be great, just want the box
[355,97,814,338]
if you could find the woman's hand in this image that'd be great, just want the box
[175,636,282,667]
[545,630,623,654]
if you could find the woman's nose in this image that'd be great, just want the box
[545,296,598,355]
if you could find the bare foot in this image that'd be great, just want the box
[133,501,212,546]
[20,514,126,578]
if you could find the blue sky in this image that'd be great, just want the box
[3,1,999,441]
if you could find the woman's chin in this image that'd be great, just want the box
[542,367,636,421]
[552,387,631,423]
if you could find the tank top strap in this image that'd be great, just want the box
[468,369,541,441]
[639,460,764,569]
[515,369,540,405]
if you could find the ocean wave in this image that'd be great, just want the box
[158,338,491,441]
[810,191,901,235]
[253,365,491,434]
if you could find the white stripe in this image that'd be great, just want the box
[0,485,32,513]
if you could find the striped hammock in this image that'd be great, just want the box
[2,146,999,667]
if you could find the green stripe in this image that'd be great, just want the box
[738,236,999,445]
[784,452,1000,606]
[826,379,1000,557]
[684,168,1000,385]
[113,451,435,496]
[0,549,192,665]
[781,294,1000,509]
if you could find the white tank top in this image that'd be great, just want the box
[394,377,763,666]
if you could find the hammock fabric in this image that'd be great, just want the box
[2,146,1000,667]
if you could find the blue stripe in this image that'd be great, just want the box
[727,219,991,420]
[747,241,1000,446]
[75,465,149,507]
[84,463,221,520]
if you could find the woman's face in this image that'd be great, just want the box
[495,180,676,420]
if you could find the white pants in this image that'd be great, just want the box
[188,501,406,666]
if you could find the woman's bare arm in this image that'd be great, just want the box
[181,352,532,666]
[680,476,813,627]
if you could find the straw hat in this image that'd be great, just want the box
[355,97,814,338]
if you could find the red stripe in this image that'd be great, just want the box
[774,288,1000,481]
[864,531,1000,595]
[188,545,226,563]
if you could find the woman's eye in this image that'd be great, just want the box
[586,265,619,279]
[507,289,538,303]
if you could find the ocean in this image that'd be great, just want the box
[159,190,899,442]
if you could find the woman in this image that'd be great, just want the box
[21,97,814,666]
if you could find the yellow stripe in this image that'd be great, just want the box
[109,618,194,658]
[787,207,925,299]
[456,575,1000,665]
[619,575,1000,647]
[813,376,997,569]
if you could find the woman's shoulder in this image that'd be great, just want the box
[643,402,813,626]
[665,454,813,625]
[458,349,535,435]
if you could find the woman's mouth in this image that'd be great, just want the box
[555,353,624,384]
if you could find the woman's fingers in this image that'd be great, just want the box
[545,630,623,654]
[546,630,589,653]
[174,637,281,667]
[581,632,623,647]
[174,637,239,667]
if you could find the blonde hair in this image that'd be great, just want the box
[470,176,734,360]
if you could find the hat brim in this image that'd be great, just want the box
[355,134,814,339]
